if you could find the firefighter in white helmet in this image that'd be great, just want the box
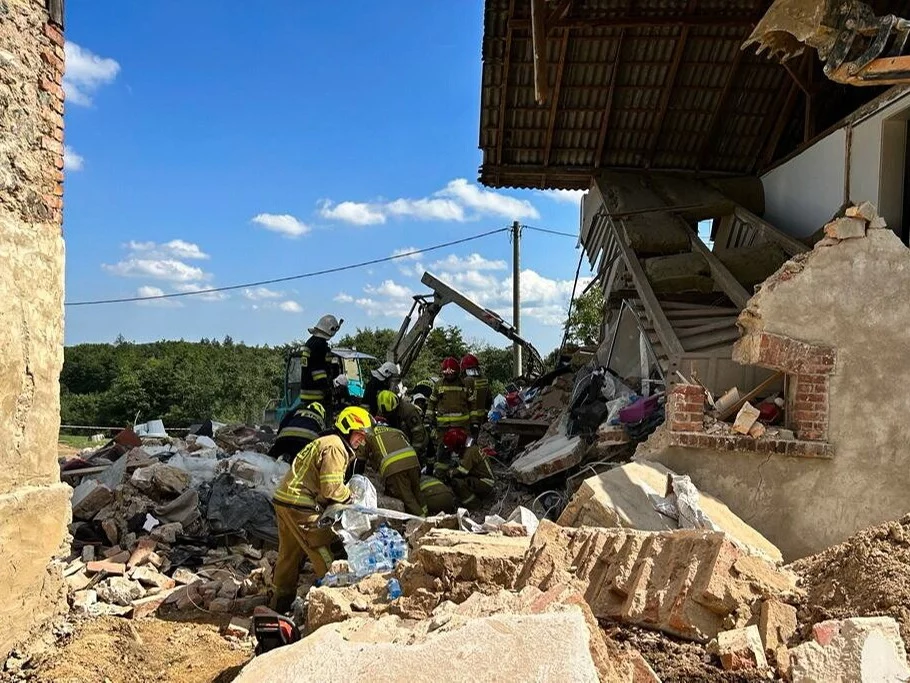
[299,314,342,417]
[361,360,401,416]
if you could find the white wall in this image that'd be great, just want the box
[761,91,910,239]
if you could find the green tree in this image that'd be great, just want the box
[564,288,605,346]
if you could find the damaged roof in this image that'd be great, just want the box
[477,0,905,190]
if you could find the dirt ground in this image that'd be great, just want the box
[10,615,251,683]
[790,512,910,648]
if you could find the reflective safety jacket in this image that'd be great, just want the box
[276,406,324,444]
[455,445,495,496]
[427,379,471,429]
[390,400,428,455]
[365,425,419,479]
[420,475,457,515]
[299,336,331,405]
[273,434,352,510]
[463,373,491,426]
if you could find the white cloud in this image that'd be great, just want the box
[319,201,386,226]
[279,300,303,313]
[392,247,421,261]
[135,286,182,308]
[251,213,310,237]
[538,189,587,204]
[437,179,539,220]
[174,282,228,302]
[63,145,84,171]
[363,279,413,300]
[103,258,207,283]
[348,279,415,318]
[63,42,120,107]
[126,239,209,260]
[430,253,507,272]
[318,178,538,226]
[243,286,282,300]
[334,292,355,303]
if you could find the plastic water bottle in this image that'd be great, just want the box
[386,578,402,600]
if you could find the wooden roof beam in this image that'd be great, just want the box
[546,0,573,30]
[646,27,689,168]
[753,54,808,171]
[544,29,570,166]
[594,30,624,169]
[531,0,549,105]
[495,0,516,166]
[696,44,744,170]
[510,13,761,29]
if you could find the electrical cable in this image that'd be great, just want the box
[65,227,510,307]
[521,224,578,238]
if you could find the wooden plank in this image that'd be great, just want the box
[593,30,624,169]
[646,26,689,167]
[530,0,549,105]
[546,0,574,29]
[543,29,570,166]
[715,371,785,421]
[47,0,64,27]
[608,217,685,359]
[733,206,809,256]
[696,45,744,170]
[681,327,741,352]
[495,0,516,167]
[713,214,736,250]
[684,222,751,310]
[510,14,761,29]
[60,465,111,478]
[675,318,741,338]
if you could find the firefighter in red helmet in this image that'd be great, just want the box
[427,357,471,474]
[460,354,491,438]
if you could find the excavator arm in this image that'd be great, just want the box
[387,271,544,380]
[744,0,910,85]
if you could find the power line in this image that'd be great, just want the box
[521,224,578,239]
[66,227,510,307]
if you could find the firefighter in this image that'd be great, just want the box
[420,475,458,515]
[439,427,495,510]
[361,361,401,415]
[299,314,343,415]
[427,357,471,472]
[361,424,426,516]
[269,401,326,464]
[461,353,491,438]
[270,406,372,612]
[377,389,428,460]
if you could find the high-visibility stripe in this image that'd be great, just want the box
[470,410,486,418]
[280,427,319,440]
[420,479,445,491]
[438,414,469,424]
[461,493,477,504]
[437,385,466,393]
[379,447,418,475]
[480,477,495,487]
[273,490,318,508]
[299,390,324,400]
[320,473,345,482]
[456,466,469,475]
[317,546,334,566]
[312,370,327,381]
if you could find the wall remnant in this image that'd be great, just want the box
[0,0,70,659]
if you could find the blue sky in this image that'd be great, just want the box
[62,1,590,353]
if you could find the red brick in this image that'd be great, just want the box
[128,538,158,568]
[41,48,65,73]
[86,560,126,575]
[43,23,65,47]
[40,78,65,101]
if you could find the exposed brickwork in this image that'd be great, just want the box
[667,431,833,458]
[736,332,836,377]
[668,384,705,433]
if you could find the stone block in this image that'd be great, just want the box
[846,201,879,222]
[65,571,91,592]
[510,432,586,484]
[150,522,183,544]
[81,545,95,563]
[102,545,123,558]
[127,538,157,568]
[790,617,910,683]
[72,589,97,614]
[516,520,796,642]
[129,565,175,590]
[209,597,235,613]
[106,550,130,565]
[758,598,797,652]
[131,588,178,619]
[824,216,866,240]
[717,625,768,671]
[172,567,201,585]
[86,560,126,576]
[71,479,114,520]
[97,576,144,606]
[225,616,251,639]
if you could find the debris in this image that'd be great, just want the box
[224,616,251,640]
[172,567,200,585]
[129,565,176,590]
[510,432,585,484]
[81,545,95,564]
[149,522,182,544]
[747,422,766,438]
[131,589,179,619]
[86,560,127,576]
[759,598,797,652]
[558,461,783,563]
[789,617,910,683]
[71,480,114,521]
[127,538,157,568]
[732,401,760,434]
[97,577,144,606]
[72,589,97,614]
[824,216,867,240]
[716,625,768,671]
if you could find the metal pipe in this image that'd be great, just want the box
[512,221,523,376]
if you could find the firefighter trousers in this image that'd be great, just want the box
[270,504,335,611]
[385,468,427,516]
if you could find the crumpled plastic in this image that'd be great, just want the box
[647,474,717,531]
[337,475,377,544]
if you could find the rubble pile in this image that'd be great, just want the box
[59,427,284,620]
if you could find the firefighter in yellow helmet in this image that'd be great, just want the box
[376,390,428,460]
[269,402,326,464]
[270,406,371,612]
[360,424,426,516]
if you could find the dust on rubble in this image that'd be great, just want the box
[789,513,910,648]
[18,615,251,683]
[608,625,770,683]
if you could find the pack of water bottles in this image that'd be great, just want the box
[343,523,409,579]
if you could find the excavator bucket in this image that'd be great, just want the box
[742,0,834,62]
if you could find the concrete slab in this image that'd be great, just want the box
[558,460,783,564]
[510,432,586,484]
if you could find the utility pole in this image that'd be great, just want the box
[511,221,522,377]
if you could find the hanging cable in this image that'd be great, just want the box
[558,249,586,360]
[521,224,578,238]
[66,227,510,307]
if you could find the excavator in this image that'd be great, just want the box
[744,0,910,85]
[264,271,544,425]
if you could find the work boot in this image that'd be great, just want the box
[270,593,294,615]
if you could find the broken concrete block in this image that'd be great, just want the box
[557,461,783,563]
[824,216,866,240]
[150,522,183,544]
[225,616,251,639]
[790,617,910,683]
[65,571,91,592]
[81,545,95,564]
[717,625,768,671]
[846,201,878,222]
[510,432,585,484]
[97,576,145,606]
[516,520,796,642]
[732,402,760,435]
[233,612,603,683]
[748,422,766,439]
[102,519,119,546]
[105,550,130,565]
[209,597,234,613]
[131,588,178,619]
[127,538,157,568]
[102,545,123,558]
[759,598,797,652]
[86,560,126,576]
[72,589,97,614]
[129,565,176,590]
[71,480,114,521]
[869,215,888,229]
[172,567,201,585]
[131,463,190,498]
[63,558,86,577]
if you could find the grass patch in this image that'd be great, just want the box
[58,433,97,449]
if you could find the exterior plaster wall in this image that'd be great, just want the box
[645,230,910,560]
[0,0,70,658]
